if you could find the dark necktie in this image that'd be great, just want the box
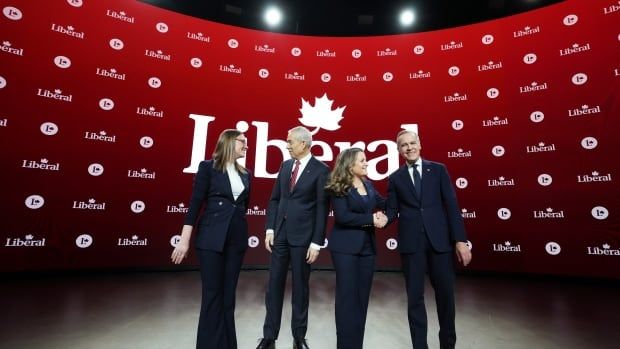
[412,163,421,197]
[290,160,301,191]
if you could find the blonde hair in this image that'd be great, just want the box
[212,129,247,174]
[325,147,363,196]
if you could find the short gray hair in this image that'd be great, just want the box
[289,126,312,147]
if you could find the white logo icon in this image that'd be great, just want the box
[131,200,146,213]
[386,238,398,250]
[537,174,553,186]
[76,234,93,248]
[448,66,460,76]
[148,77,161,88]
[581,136,598,150]
[99,98,115,111]
[67,0,83,7]
[545,242,561,255]
[190,58,202,68]
[321,73,331,82]
[530,111,545,123]
[248,236,259,248]
[497,208,511,220]
[523,53,537,64]
[258,68,269,78]
[452,120,464,130]
[54,56,71,68]
[571,73,588,85]
[170,235,181,247]
[351,49,362,58]
[486,88,500,99]
[40,122,59,136]
[299,94,345,135]
[455,177,468,189]
[481,34,494,45]
[492,145,505,157]
[563,14,578,26]
[227,39,239,48]
[3,6,22,20]
[0,75,6,89]
[109,38,124,50]
[140,136,154,148]
[413,45,424,55]
[88,163,104,176]
[25,195,45,209]
[591,206,609,220]
[156,22,169,33]
[291,47,302,56]
[383,72,393,82]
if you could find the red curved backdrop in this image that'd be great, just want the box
[1,0,618,277]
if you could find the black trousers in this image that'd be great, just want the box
[262,221,311,340]
[196,212,246,349]
[401,234,456,349]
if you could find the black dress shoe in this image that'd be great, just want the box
[293,338,309,349]
[256,338,275,349]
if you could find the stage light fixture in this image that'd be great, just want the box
[264,6,283,27]
[399,9,415,27]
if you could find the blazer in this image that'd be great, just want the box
[329,179,386,255]
[265,156,330,247]
[184,160,251,252]
[386,159,466,253]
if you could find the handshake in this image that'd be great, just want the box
[373,212,388,228]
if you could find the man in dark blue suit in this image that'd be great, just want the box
[386,130,472,349]
[256,126,330,349]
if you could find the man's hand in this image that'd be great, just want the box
[455,241,472,267]
[265,233,274,253]
[306,246,319,264]
[373,212,387,228]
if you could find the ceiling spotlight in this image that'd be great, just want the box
[399,9,415,27]
[264,6,283,27]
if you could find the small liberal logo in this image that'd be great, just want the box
[76,234,93,248]
[131,200,146,213]
[351,49,362,58]
[486,88,500,99]
[140,136,154,149]
[530,110,545,123]
[481,34,494,45]
[3,6,23,20]
[156,22,168,33]
[148,77,161,88]
[563,14,578,26]
[40,122,59,135]
[291,47,302,56]
[67,0,83,7]
[248,236,259,248]
[170,235,181,247]
[321,73,331,82]
[455,177,468,189]
[87,163,104,176]
[54,55,71,68]
[545,242,561,255]
[383,72,393,82]
[0,75,6,89]
[109,38,124,50]
[452,120,464,131]
[448,66,460,76]
[386,238,398,250]
[497,208,511,220]
[492,145,505,157]
[190,57,202,68]
[581,136,598,150]
[99,98,114,111]
[523,53,537,64]
[591,206,609,220]
[227,38,239,48]
[25,195,45,209]
[571,73,588,85]
[413,45,424,55]
[258,68,269,79]
[537,174,553,186]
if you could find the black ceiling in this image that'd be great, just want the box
[139,0,565,36]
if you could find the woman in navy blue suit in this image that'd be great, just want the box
[171,129,251,349]
[325,148,387,349]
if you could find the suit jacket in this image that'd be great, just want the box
[329,179,386,255]
[386,159,466,253]
[184,160,251,252]
[265,156,330,247]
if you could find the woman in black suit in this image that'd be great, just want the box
[171,129,251,349]
[325,147,387,349]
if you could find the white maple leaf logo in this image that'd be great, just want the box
[179,203,185,207]
[41,158,48,163]
[461,208,468,213]
[68,25,74,31]
[602,243,610,249]
[298,93,345,135]
[141,168,147,173]
[26,234,34,240]
[504,241,511,246]
[546,207,553,212]
[132,235,138,240]
[253,205,259,210]
[3,41,11,47]
[89,198,96,203]
[592,171,599,176]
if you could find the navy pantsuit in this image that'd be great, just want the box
[262,157,329,340]
[329,179,385,349]
[386,160,466,349]
[184,160,251,349]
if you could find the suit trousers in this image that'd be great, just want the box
[262,221,311,340]
[196,210,247,349]
[401,234,456,349]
